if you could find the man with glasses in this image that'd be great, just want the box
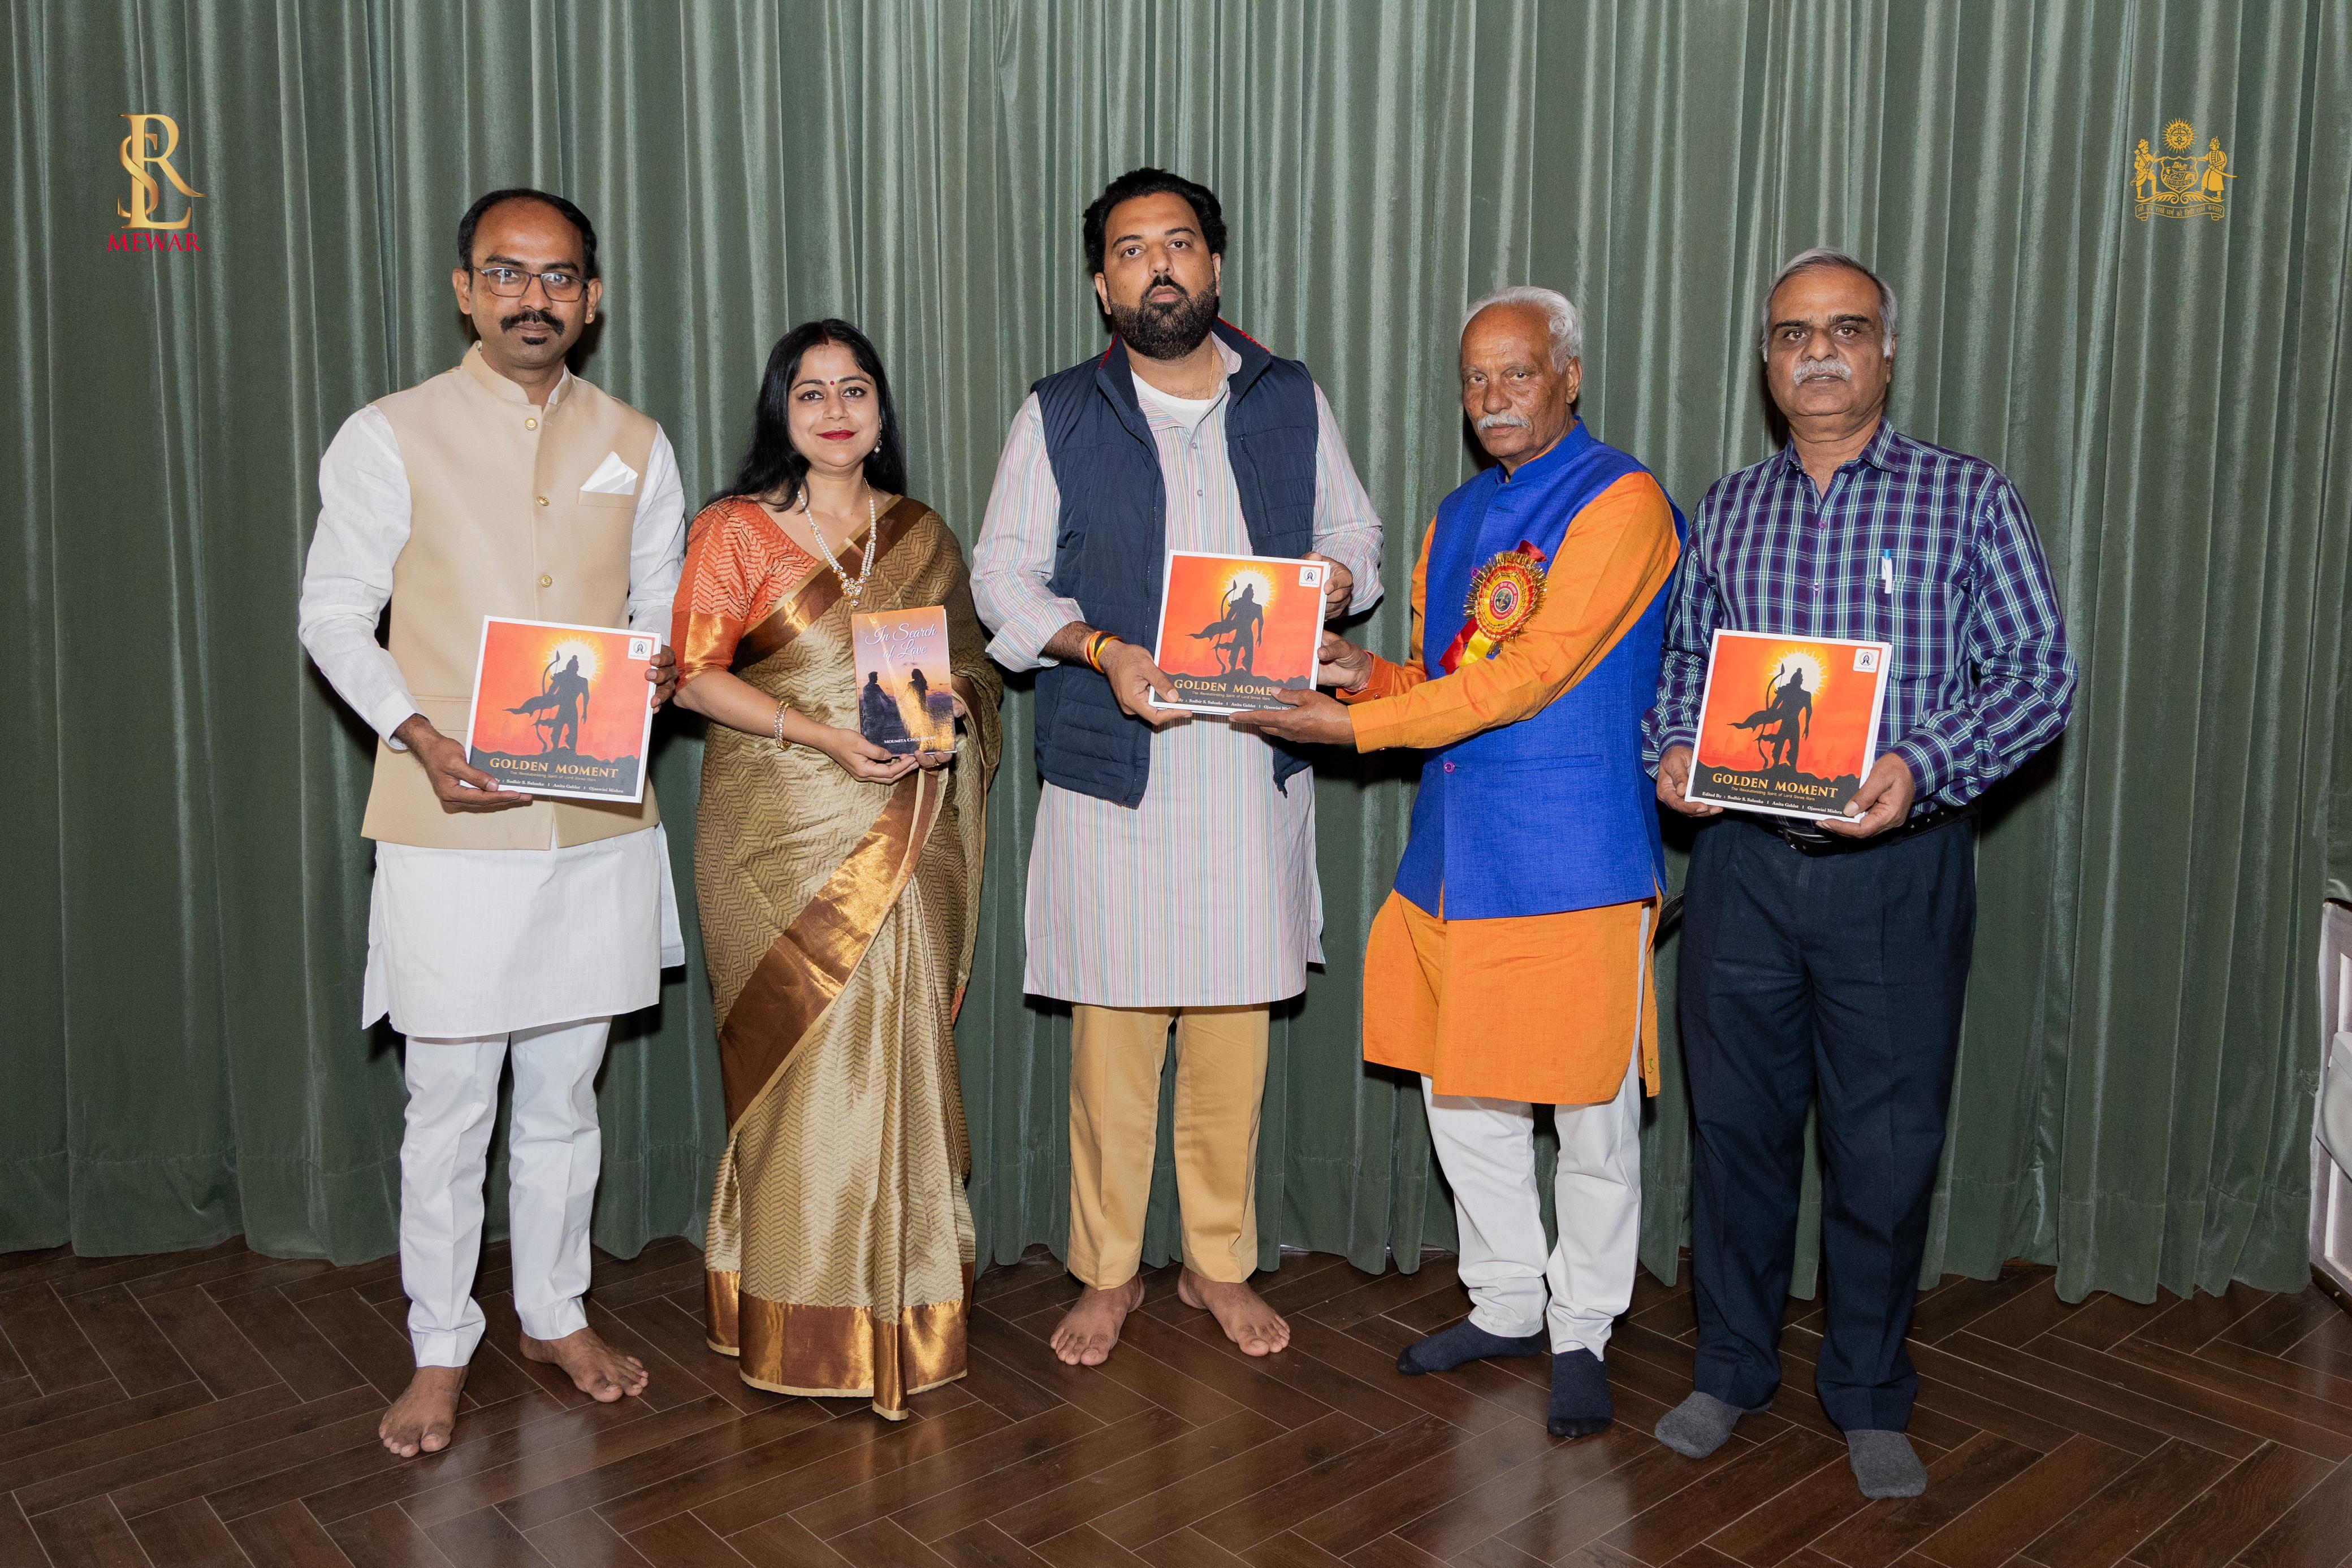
[299,188,686,1459]
[1644,249,2074,1498]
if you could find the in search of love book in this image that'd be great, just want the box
[1685,629,1892,821]
[463,617,659,803]
[853,607,956,756]
[1147,550,1325,715]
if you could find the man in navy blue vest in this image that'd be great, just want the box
[972,169,1385,1368]
[1239,288,1683,1437]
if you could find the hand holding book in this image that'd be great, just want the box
[1813,751,1915,839]
[1315,630,1373,692]
[1227,687,1355,747]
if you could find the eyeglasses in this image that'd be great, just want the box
[471,265,587,301]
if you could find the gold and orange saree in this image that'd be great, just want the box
[675,495,1001,1418]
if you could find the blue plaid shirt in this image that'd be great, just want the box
[1643,420,2075,811]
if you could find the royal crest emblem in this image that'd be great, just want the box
[2133,118,2233,222]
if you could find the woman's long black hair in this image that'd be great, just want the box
[711,318,907,509]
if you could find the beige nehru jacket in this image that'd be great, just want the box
[361,345,662,850]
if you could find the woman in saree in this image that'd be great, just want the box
[670,319,1001,1417]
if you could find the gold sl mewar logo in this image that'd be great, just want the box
[2132,118,2233,222]
[112,112,204,252]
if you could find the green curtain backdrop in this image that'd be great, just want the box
[5,0,2348,1306]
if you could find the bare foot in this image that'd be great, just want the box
[519,1327,648,1402]
[1178,1270,1290,1357]
[380,1365,465,1458]
[1050,1278,1145,1366]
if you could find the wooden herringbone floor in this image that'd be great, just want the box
[3,1239,2351,1567]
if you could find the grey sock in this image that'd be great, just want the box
[1847,1429,1928,1498]
[1653,1391,1763,1458]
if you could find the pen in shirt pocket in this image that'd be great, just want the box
[1880,548,1894,597]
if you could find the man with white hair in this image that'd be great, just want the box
[1645,250,2074,1497]
[1239,287,1682,1438]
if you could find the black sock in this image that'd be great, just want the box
[1395,1319,1545,1375]
[1547,1348,1612,1437]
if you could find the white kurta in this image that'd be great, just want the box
[299,374,688,1039]
[970,343,1384,1007]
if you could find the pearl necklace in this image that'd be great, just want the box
[802,490,879,607]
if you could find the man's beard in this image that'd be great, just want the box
[1109,279,1219,360]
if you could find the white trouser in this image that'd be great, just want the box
[1423,1050,1644,1357]
[400,1017,609,1366]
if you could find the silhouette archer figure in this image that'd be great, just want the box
[1187,581,1264,674]
[1731,661,1812,772]
[509,653,590,755]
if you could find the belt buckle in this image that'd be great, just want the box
[1772,816,1837,852]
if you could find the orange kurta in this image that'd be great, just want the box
[1345,469,1680,1105]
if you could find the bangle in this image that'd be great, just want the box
[771,703,788,746]
[1086,631,1118,671]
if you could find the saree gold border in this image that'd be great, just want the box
[679,610,743,686]
[717,768,945,1128]
[733,1290,968,1419]
[730,496,926,672]
[704,1268,742,1354]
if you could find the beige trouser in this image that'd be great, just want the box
[1068,1003,1270,1288]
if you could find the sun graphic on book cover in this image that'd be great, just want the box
[537,635,604,685]
[1217,565,1277,612]
[1756,646,1827,707]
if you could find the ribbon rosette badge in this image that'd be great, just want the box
[1445,543,1549,670]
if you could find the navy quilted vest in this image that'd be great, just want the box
[1031,322,1320,807]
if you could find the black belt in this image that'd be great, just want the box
[1749,802,1975,856]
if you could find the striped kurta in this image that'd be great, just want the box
[971,343,1383,1007]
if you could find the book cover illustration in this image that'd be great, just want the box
[464,617,659,803]
[1147,550,1326,714]
[1686,630,1893,821]
[853,607,957,756]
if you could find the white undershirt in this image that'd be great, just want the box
[1131,372,1222,426]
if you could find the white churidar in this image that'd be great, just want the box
[1423,1049,1645,1356]
[400,1018,608,1365]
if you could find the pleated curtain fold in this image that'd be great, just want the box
[5,0,2348,1303]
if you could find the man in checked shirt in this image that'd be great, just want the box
[1644,249,2076,1498]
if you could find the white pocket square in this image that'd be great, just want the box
[580,452,639,496]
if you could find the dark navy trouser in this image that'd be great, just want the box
[1680,812,1975,1432]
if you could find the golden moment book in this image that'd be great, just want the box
[463,617,658,803]
[1147,550,1325,714]
[853,607,956,756]
[1686,629,1893,821]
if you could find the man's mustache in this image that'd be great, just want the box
[1138,274,1189,308]
[502,309,564,333]
[1792,358,1852,383]
[1476,412,1532,432]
